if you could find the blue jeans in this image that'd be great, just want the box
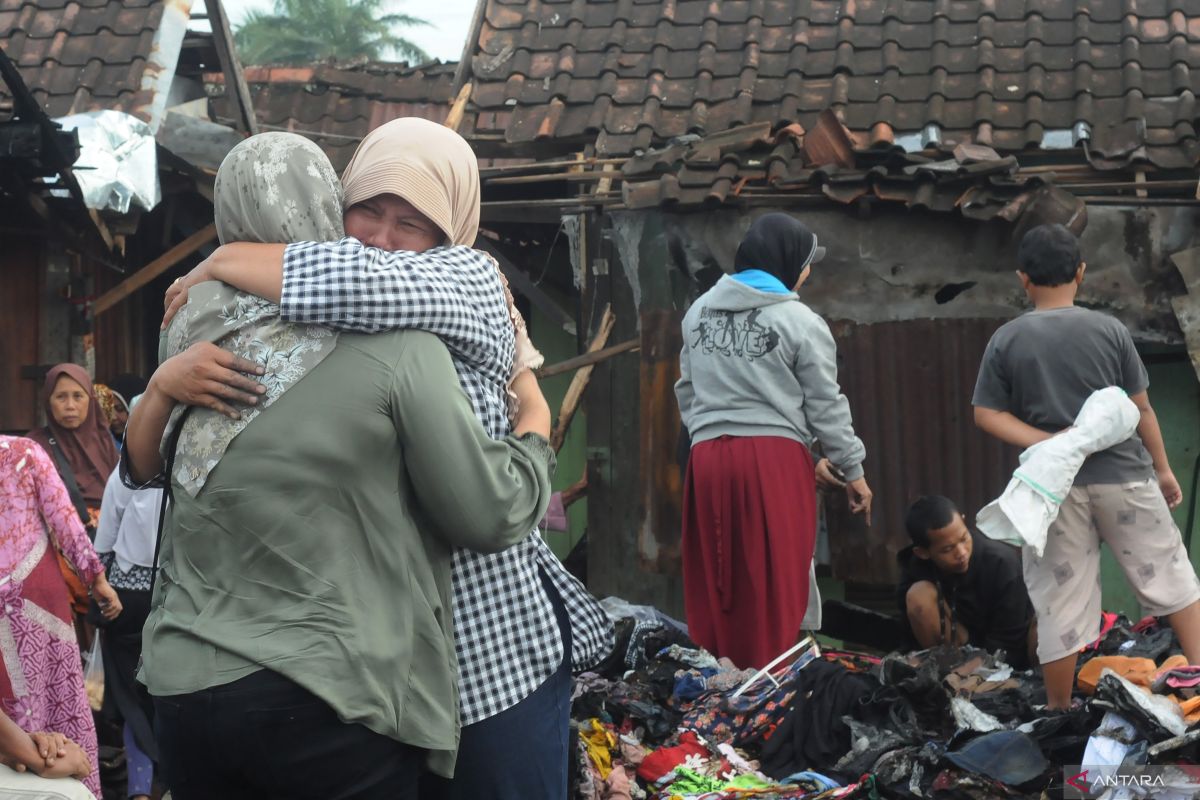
[420,571,573,800]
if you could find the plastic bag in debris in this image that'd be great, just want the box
[599,597,688,633]
[84,635,104,712]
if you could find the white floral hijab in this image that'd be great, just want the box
[162,133,344,496]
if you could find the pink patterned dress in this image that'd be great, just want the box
[0,436,102,795]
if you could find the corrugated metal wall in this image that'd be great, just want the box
[824,318,1020,585]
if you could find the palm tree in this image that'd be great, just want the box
[234,0,430,65]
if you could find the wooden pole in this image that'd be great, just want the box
[204,0,258,135]
[92,224,218,315]
[561,474,588,508]
[536,338,639,379]
[549,306,615,452]
[444,83,472,132]
[450,0,486,98]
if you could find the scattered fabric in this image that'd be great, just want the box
[943,730,1049,787]
[1077,655,1187,694]
[581,719,618,780]
[1092,670,1188,738]
[636,731,710,784]
[571,596,1200,800]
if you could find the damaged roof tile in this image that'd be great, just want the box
[0,0,167,121]
[464,0,1200,167]
[208,62,456,171]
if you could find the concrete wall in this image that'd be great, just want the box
[661,204,1198,344]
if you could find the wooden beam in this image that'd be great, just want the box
[561,474,588,508]
[536,338,639,379]
[450,0,487,97]
[204,0,258,135]
[93,224,217,315]
[444,83,472,133]
[485,171,625,186]
[550,306,615,452]
[87,209,115,252]
[477,238,577,335]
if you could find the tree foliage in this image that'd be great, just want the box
[234,0,430,65]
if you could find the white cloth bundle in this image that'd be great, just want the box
[976,387,1140,556]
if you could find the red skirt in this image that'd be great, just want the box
[682,436,817,670]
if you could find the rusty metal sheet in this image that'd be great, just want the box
[637,308,684,574]
[824,318,1020,586]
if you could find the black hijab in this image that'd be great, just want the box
[734,213,825,290]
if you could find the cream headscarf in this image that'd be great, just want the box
[163,133,345,496]
[341,117,480,246]
[341,117,544,388]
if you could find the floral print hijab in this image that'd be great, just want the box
[163,133,344,496]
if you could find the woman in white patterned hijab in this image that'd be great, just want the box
[160,133,344,496]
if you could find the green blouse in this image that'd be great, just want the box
[140,330,554,777]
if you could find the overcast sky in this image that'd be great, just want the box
[199,0,479,63]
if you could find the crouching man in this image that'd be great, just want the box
[898,495,1037,669]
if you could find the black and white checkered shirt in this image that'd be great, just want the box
[282,239,614,725]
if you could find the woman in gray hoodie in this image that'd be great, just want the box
[675,213,873,669]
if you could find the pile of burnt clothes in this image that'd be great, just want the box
[571,607,1200,799]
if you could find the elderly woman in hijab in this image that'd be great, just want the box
[674,213,874,669]
[0,436,122,798]
[27,366,120,531]
[27,366,121,620]
[124,132,555,799]
[153,118,611,800]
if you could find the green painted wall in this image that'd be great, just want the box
[1100,352,1200,618]
[531,300,589,559]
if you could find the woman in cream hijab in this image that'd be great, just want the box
[154,119,613,800]
[338,118,544,403]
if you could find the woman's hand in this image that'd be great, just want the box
[845,477,874,525]
[163,260,215,328]
[153,342,265,419]
[24,732,67,770]
[163,243,288,328]
[813,458,846,491]
[90,574,122,621]
[511,370,551,440]
[35,740,91,780]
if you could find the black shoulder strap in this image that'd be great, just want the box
[150,409,191,594]
[44,431,92,528]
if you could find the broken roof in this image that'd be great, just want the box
[465,0,1200,168]
[0,0,189,131]
[208,61,457,171]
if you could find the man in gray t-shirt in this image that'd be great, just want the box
[972,223,1200,712]
[973,305,1153,486]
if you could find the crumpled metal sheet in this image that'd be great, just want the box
[53,110,160,214]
